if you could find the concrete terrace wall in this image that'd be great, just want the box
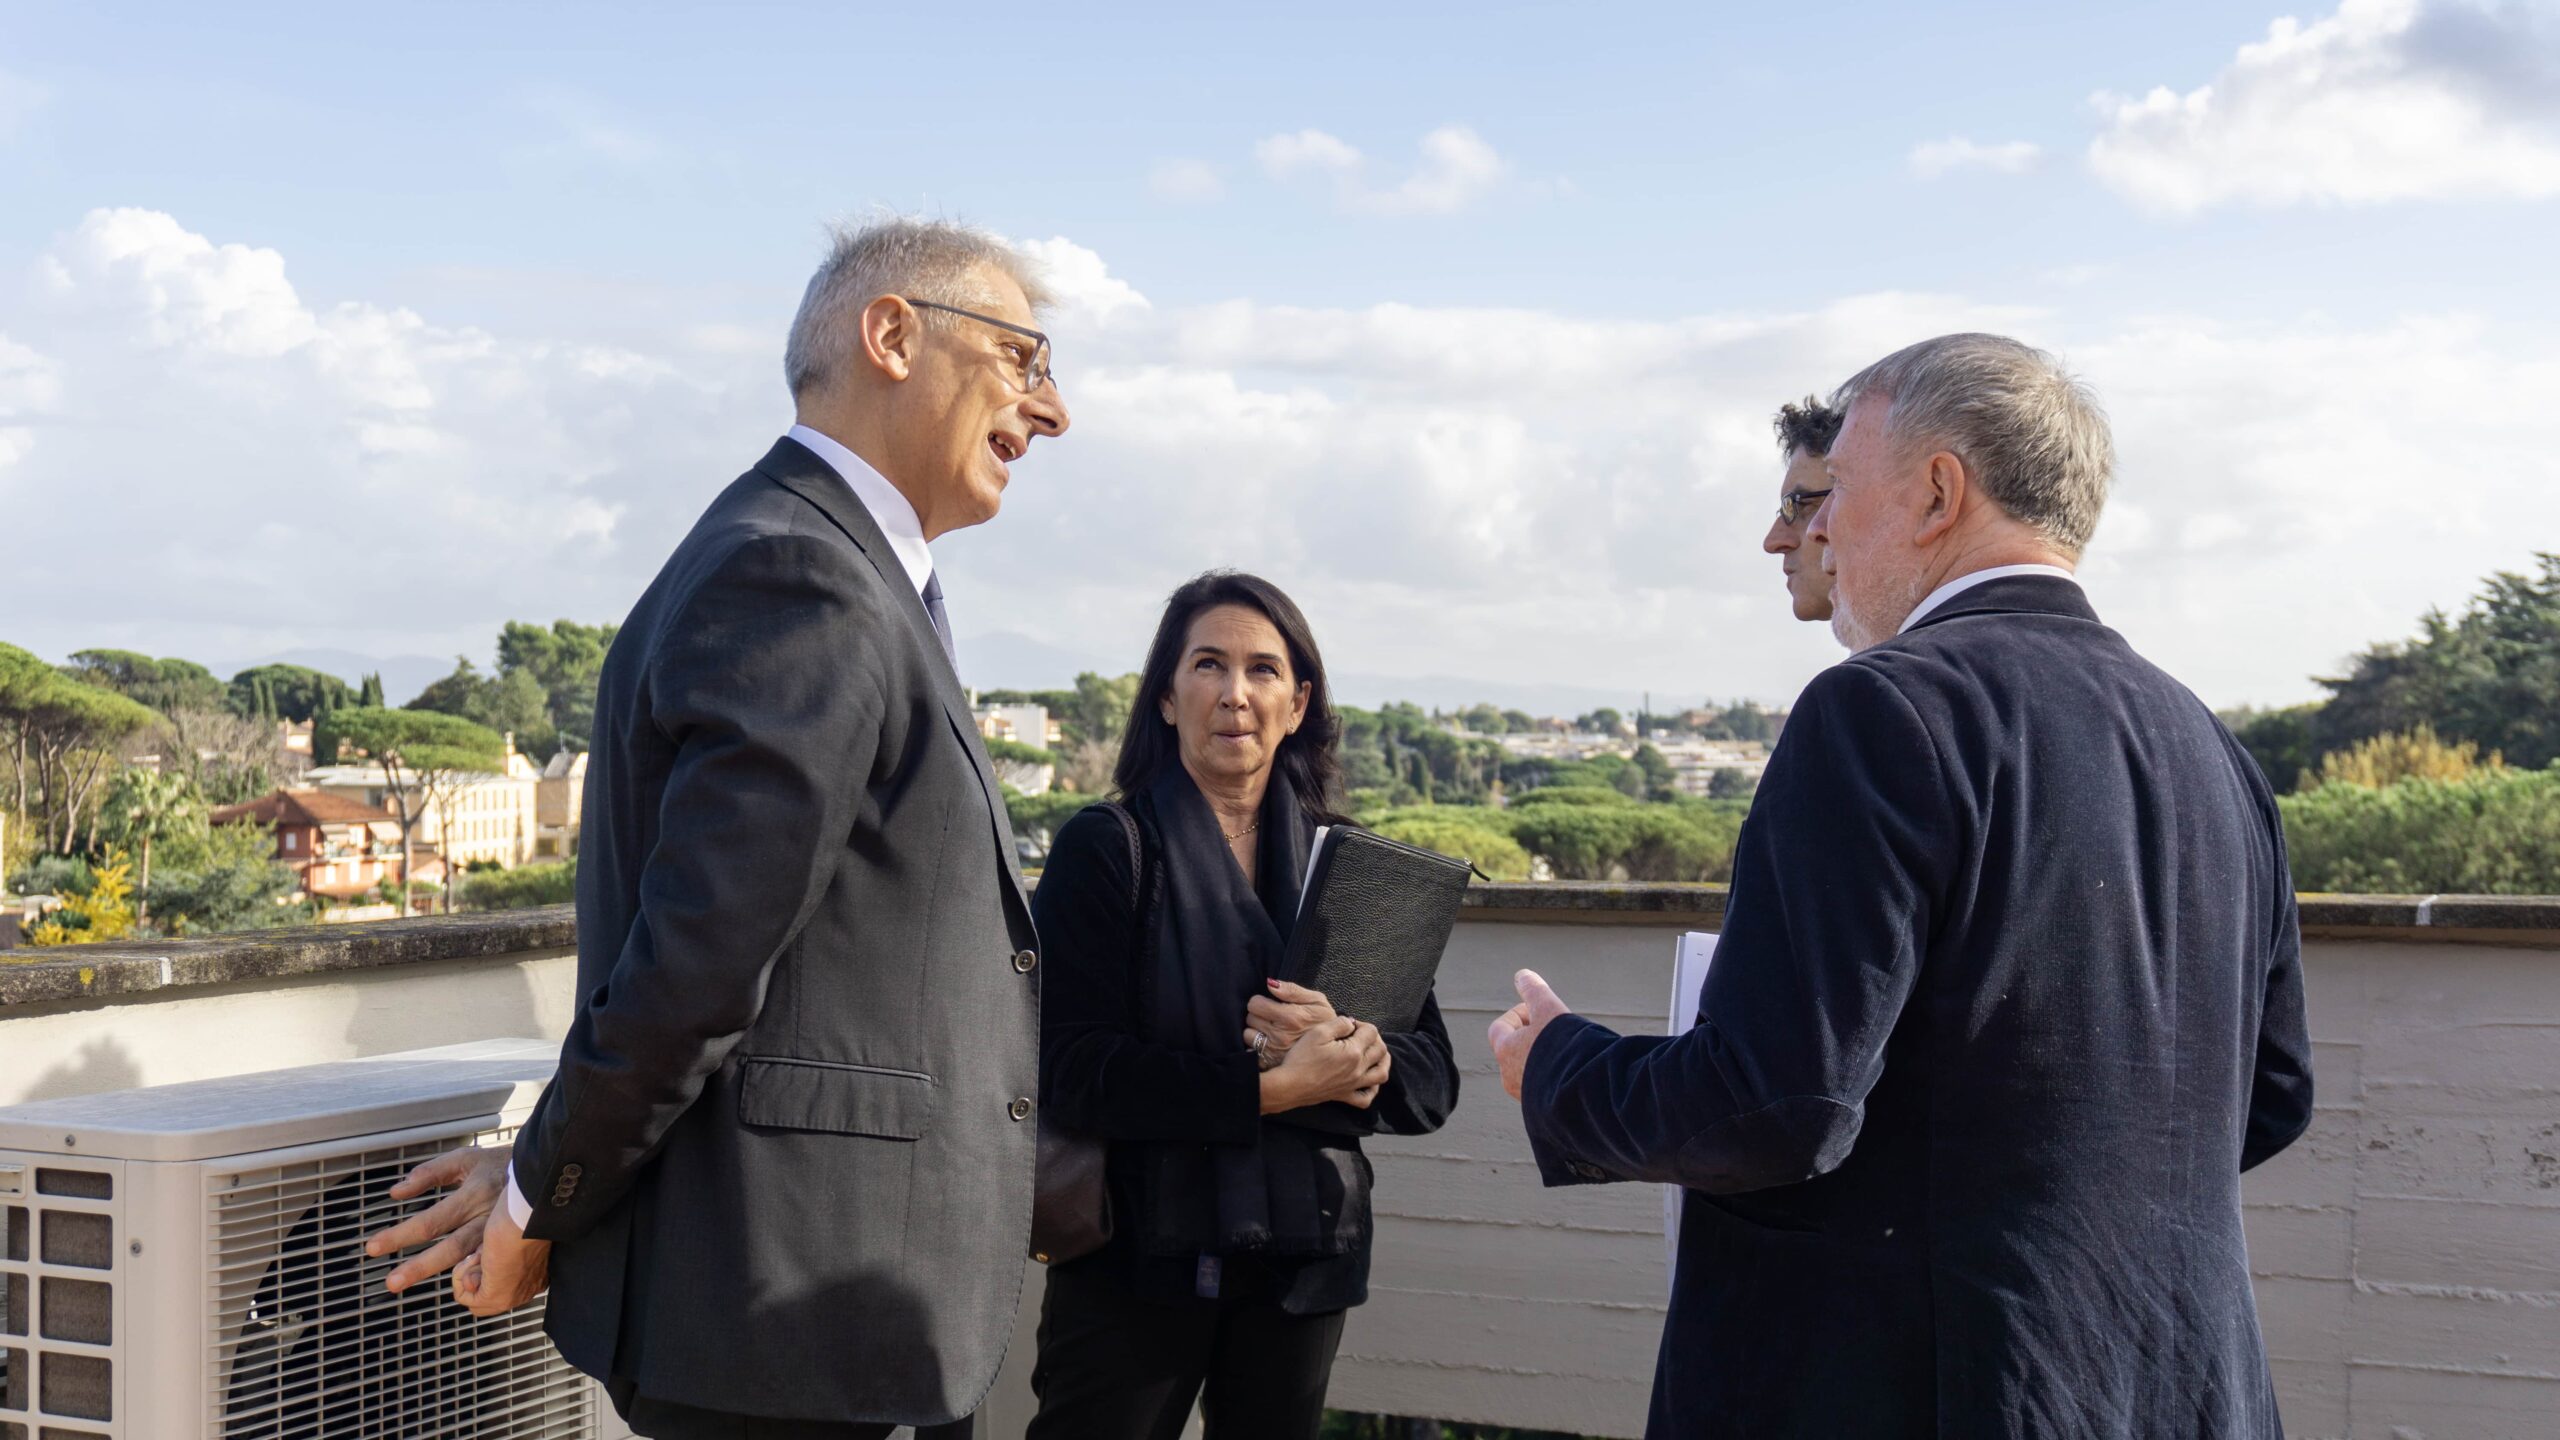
[4,890,2557,1438]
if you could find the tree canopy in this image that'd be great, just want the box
[227,663,355,723]
[2234,553,2560,788]
[65,650,228,713]
[3,643,166,852]
[319,706,508,776]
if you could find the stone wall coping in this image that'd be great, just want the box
[4,886,2555,1012]
[0,906,577,1009]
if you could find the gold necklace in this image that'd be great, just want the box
[1224,820,1259,843]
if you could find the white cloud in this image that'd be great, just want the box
[1014,237,1152,325]
[1254,124,1514,214]
[1370,125,1508,214]
[10,208,2560,714]
[1255,129,1364,177]
[1908,136,2044,178]
[0,333,57,472]
[1148,158,1225,202]
[2089,0,2560,213]
[1,208,763,664]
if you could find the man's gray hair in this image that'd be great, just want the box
[783,217,1053,400]
[1833,333,2114,555]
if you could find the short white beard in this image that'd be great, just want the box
[1829,566,1924,653]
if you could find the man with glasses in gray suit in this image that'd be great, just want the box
[368,217,1069,1439]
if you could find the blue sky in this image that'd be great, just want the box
[5,0,2558,710]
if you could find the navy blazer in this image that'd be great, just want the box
[1523,575,2313,1439]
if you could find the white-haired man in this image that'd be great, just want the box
[369,218,1068,1439]
[1491,333,2313,1437]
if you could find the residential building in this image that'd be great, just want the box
[973,702,1060,749]
[1651,738,1769,797]
[208,787,417,902]
[303,735,543,871]
[534,749,587,859]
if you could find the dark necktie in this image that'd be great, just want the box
[921,569,958,672]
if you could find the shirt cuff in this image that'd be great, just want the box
[503,1161,534,1229]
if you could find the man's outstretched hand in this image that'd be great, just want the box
[1488,968,1574,1100]
[366,1144,512,1294]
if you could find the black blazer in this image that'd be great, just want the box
[1033,803,1459,1313]
[511,437,1041,1428]
[1524,576,2314,1439]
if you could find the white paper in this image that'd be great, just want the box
[1665,930,1718,1287]
[1292,825,1334,926]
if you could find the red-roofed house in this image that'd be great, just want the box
[210,787,435,903]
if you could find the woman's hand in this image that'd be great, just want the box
[1244,980,1340,1071]
[1259,1015,1393,1114]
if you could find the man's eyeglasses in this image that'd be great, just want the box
[1777,487,1833,526]
[903,298,1054,394]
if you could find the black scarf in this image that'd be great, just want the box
[1133,763,1342,1257]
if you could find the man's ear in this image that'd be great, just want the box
[859,295,920,382]
[1915,450,1968,546]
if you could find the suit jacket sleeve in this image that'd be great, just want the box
[515,532,885,1240]
[1522,661,1952,1194]
[2243,817,2315,1171]
[1035,809,1263,1145]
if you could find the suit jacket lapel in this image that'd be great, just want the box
[753,438,1029,904]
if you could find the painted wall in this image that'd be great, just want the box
[3,917,2554,1439]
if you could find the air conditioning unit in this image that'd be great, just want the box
[0,1039,628,1440]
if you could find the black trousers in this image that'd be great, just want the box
[610,1376,976,1440]
[1025,1257,1349,1440]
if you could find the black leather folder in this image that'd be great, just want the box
[1281,827,1474,1034]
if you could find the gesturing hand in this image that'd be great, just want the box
[1244,980,1340,1070]
[1261,1014,1393,1113]
[1488,968,1574,1101]
[366,1144,512,1294]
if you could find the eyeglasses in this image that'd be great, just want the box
[902,298,1055,394]
[1777,487,1833,526]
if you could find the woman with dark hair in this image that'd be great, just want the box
[1026,571,1460,1440]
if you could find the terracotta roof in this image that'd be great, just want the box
[210,788,399,829]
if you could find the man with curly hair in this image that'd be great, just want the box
[1763,395,1846,623]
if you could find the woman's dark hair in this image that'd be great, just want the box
[1113,570,1348,824]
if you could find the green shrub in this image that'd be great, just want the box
[986,737,1057,767]
[458,860,578,911]
[1368,814,1534,881]
[1505,785,1643,810]
[10,853,95,898]
[1005,787,1103,851]
[148,823,311,934]
[2280,767,2560,894]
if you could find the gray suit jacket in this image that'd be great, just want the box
[512,436,1040,1427]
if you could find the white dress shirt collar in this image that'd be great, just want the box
[1899,563,2079,634]
[785,423,935,598]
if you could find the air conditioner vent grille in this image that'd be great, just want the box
[207,1127,594,1440]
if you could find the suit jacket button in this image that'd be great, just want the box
[562,1164,583,1179]
[1008,1097,1033,1121]
[1013,949,1038,974]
